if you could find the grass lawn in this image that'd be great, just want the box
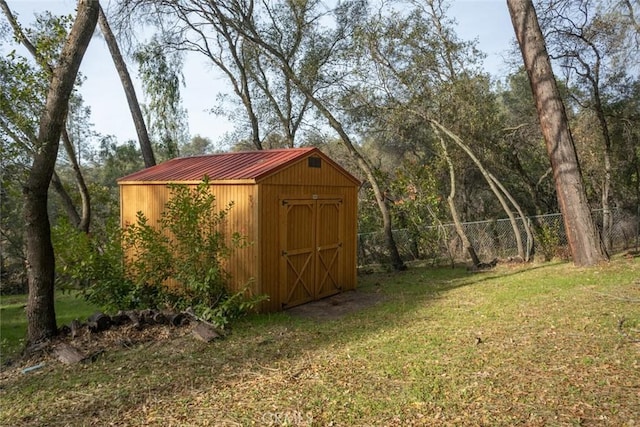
[1,256,639,426]
[1,292,100,360]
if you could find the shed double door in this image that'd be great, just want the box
[280,197,343,308]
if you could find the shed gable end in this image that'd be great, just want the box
[259,153,359,187]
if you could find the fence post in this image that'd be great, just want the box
[637,204,640,250]
[526,216,532,261]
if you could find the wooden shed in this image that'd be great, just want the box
[118,147,361,312]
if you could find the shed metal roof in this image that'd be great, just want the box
[117,147,360,184]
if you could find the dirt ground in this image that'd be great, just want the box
[285,289,386,321]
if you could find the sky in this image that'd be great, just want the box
[4,0,518,150]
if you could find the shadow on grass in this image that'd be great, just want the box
[0,292,100,363]
[2,262,564,426]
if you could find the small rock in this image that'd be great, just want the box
[70,319,83,339]
[87,312,111,333]
[192,322,221,343]
[111,311,130,326]
[53,343,85,364]
[169,312,188,327]
[152,311,168,325]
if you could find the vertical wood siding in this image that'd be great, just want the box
[119,183,259,298]
[208,184,259,298]
[120,184,171,228]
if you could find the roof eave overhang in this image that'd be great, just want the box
[117,179,258,186]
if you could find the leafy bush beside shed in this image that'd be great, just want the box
[118,148,361,312]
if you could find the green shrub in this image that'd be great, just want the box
[53,217,143,312]
[54,179,265,327]
[537,218,562,262]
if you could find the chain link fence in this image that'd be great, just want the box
[357,208,640,267]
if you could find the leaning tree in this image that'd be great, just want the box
[507,0,608,266]
[2,0,100,344]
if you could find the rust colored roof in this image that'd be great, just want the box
[118,147,355,183]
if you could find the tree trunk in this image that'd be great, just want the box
[430,119,527,261]
[592,85,613,251]
[435,130,481,266]
[23,0,99,345]
[489,172,535,260]
[507,0,608,266]
[61,127,91,232]
[50,170,82,227]
[237,45,263,150]
[98,4,156,167]
[239,81,263,150]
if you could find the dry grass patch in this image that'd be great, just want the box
[1,256,638,426]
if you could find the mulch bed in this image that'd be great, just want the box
[1,308,223,379]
